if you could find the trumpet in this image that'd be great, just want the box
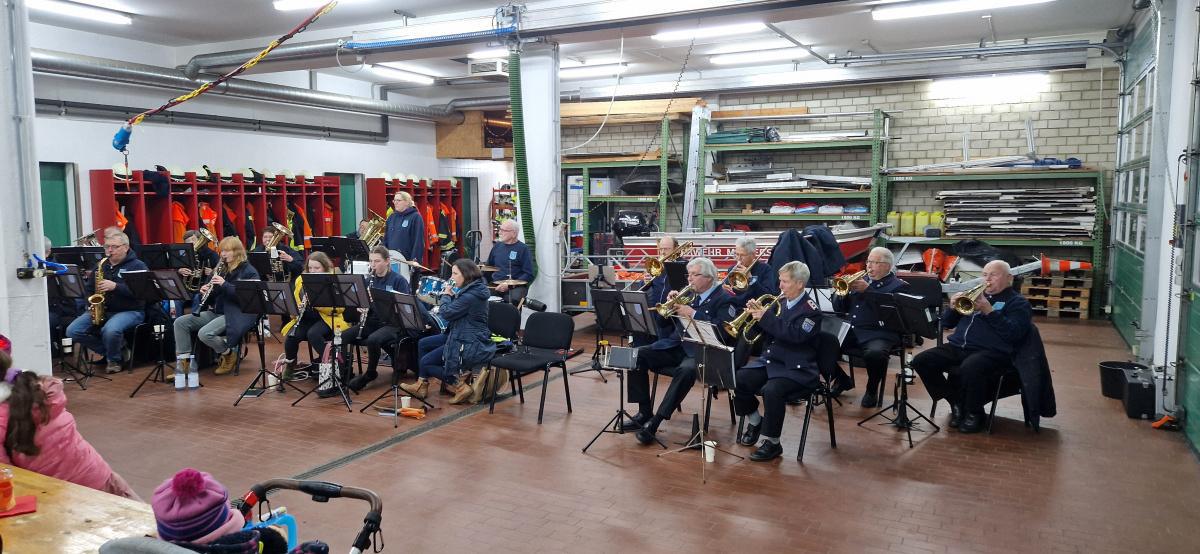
[652,285,695,318]
[724,295,782,344]
[953,283,987,315]
[644,241,694,278]
[721,261,751,291]
[832,270,868,296]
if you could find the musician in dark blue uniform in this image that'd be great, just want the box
[630,235,684,349]
[632,257,738,446]
[486,219,535,305]
[912,260,1032,433]
[254,226,303,281]
[729,236,776,309]
[343,246,414,392]
[833,247,909,407]
[734,261,823,461]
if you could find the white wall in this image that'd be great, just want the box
[438,158,514,259]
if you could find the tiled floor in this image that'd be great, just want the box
[61,316,1200,552]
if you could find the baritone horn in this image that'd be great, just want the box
[832,270,867,296]
[953,283,987,315]
[644,241,694,278]
[359,210,387,249]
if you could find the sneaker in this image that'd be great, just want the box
[105,362,123,374]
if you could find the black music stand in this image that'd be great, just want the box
[165,243,196,270]
[50,246,105,269]
[48,266,95,390]
[581,290,658,453]
[139,244,170,270]
[663,261,688,291]
[292,273,369,411]
[571,288,626,381]
[359,291,434,426]
[311,236,365,271]
[247,252,275,281]
[857,292,941,447]
[126,270,190,398]
[659,318,744,483]
[234,280,307,405]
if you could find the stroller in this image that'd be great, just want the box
[100,479,384,554]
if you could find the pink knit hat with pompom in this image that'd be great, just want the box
[151,468,245,544]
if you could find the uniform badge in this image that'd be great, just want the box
[993,301,1006,311]
[402,220,409,228]
[509,251,518,260]
[802,318,815,333]
[728,306,737,318]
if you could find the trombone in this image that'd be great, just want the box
[952,283,987,315]
[723,294,782,344]
[644,241,694,278]
[832,270,867,296]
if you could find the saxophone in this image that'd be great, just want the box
[87,257,109,326]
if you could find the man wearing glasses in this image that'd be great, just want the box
[832,247,909,407]
[65,231,149,374]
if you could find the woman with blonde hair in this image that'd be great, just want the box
[281,251,350,391]
[172,235,259,387]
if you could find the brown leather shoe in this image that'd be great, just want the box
[214,351,237,375]
[399,378,429,399]
[449,379,474,404]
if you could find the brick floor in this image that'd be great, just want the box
[58,316,1200,552]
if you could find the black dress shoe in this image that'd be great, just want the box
[635,427,657,445]
[860,390,879,408]
[948,403,963,428]
[347,373,377,393]
[959,412,985,433]
[620,412,650,431]
[749,441,783,462]
[316,387,341,399]
[739,422,762,446]
[829,377,854,398]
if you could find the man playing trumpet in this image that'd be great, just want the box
[732,261,823,461]
[832,247,909,407]
[728,237,776,309]
[911,260,1032,433]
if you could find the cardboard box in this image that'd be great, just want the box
[590,178,613,196]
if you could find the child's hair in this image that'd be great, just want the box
[2,351,49,457]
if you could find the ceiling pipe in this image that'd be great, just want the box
[827,40,1125,64]
[32,48,467,124]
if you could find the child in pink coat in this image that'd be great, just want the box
[0,347,139,500]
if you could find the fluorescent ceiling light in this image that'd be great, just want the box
[560,63,628,80]
[707,39,796,56]
[274,0,356,11]
[370,65,436,85]
[468,48,510,59]
[930,72,1049,101]
[28,0,132,24]
[710,47,808,66]
[560,57,623,69]
[652,22,765,42]
[873,0,1054,21]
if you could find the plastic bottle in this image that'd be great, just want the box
[900,211,916,236]
[886,211,901,232]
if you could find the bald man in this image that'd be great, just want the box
[911,260,1032,433]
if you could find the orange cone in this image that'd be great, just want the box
[940,255,960,281]
[922,248,947,277]
[1040,253,1093,275]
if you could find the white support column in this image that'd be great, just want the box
[519,43,562,312]
[0,0,51,373]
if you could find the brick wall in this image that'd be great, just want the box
[560,121,686,156]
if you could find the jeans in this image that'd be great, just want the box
[417,333,456,384]
[173,311,228,355]
[66,309,145,363]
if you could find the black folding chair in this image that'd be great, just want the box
[487,311,574,424]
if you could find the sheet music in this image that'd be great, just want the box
[679,317,723,346]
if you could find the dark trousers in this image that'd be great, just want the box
[342,321,403,376]
[284,314,332,362]
[627,345,687,418]
[733,368,808,439]
[844,332,897,390]
[911,343,1011,414]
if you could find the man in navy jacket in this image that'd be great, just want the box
[729,236,776,309]
[343,246,417,392]
[912,260,1033,433]
[833,247,909,407]
[734,261,823,461]
[486,219,534,305]
[632,257,737,446]
[65,231,149,374]
[384,192,425,264]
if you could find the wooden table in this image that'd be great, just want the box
[0,465,156,552]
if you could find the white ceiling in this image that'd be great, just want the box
[32,0,1136,87]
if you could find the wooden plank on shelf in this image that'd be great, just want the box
[559,98,704,118]
[561,112,689,127]
[710,106,811,120]
[562,149,661,164]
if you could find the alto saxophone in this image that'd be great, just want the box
[87,257,109,326]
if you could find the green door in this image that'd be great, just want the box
[337,174,358,235]
[39,163,71,248]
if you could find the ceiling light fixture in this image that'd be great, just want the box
[370,65,436,85]
[706,39,796,56]
[930,72,1049,102]
[27,0,132,25]
[651,22,765,42]
[710,47,808,66]
[274,0,358,11]
[560,63,629,80]
[467,48,510,59]
[872,0,1054,21]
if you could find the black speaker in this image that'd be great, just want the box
[1121,368,1155,419]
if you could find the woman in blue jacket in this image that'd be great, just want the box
[383,191,425,264]
[400,259,495,401]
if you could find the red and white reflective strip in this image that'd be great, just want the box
[1040,255,1092,275]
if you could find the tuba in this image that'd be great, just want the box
[953,283,988,315]
[651,285,695,318]
[265,222,294,279]
[359,210,388,249]
[87,257,109,326]
[644,241,694,278]
[832,270,868,296]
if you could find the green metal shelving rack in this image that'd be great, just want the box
[881,169,1107,317]
[564,117,683,255]
[694,109,889,228]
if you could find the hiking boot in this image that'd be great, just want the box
[449,380,474,405]
[399,378,429,399]
[214,350,237,375]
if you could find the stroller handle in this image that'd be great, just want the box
[236,479,383,553]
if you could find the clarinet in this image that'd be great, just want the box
[357,275,375,340]
[197,262,227,311]
[289,288,308,339]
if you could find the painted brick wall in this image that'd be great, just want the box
[560,121,686,157]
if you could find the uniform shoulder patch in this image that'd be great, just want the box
[728,305,738,318]
[806,298,819,311]
[802,318,815,333]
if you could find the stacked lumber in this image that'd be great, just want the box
[938,186,1095,238]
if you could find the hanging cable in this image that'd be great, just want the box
[561,33,624,152]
